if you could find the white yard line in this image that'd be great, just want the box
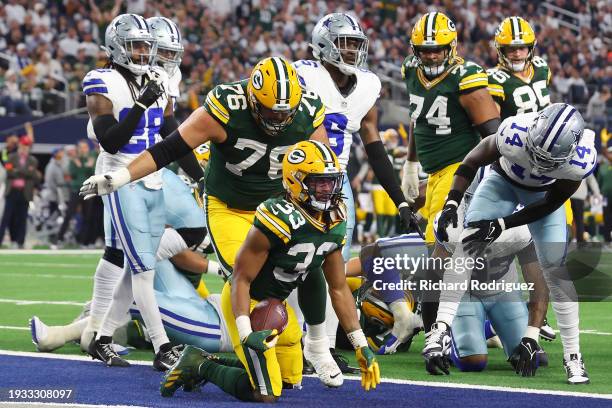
[0,299,86,307]
[0,273,91,280]
[0,326,29,331]
[0,250,102,255]
[0,262,94,268]
[0,350,611,400]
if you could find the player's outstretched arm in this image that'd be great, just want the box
[360,106,421,236]
[232,227,278,351]
[323,249,381,391]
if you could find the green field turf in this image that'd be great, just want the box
[0,253,611,395]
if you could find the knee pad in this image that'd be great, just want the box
[103,246,124,268]
[450,343,487,371]
[176,227,207,249]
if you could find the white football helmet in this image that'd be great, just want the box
[147,16,184,76]
[104,14,157,76]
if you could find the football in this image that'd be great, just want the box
[250,298,289,334]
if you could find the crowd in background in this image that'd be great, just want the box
[0,0,610,248]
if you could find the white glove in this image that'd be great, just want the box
[80,168,131,200]
[401,161,420,204]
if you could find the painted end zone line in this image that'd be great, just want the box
[2,350,611,401]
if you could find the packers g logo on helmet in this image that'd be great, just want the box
[410,12,458,78]
[494,16,537,72]
[282,141,343,212]
[247,57,302,136]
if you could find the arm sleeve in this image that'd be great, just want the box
[160,115,204,181]
[364,140,406,207]
[502,180,579,229]
[93,107,145,154]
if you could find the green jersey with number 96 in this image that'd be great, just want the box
[203,79,326,210]
[246,197,346,301]
[401,56,489,174]
[486,56,551,119]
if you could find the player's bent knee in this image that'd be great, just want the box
[103,246,124,268]
[176,227,207,249]
[456,355,487,372]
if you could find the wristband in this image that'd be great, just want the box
[524,325,540,342]
[236,315,252,340]
[347,329,368,350]
[398,202,410,210]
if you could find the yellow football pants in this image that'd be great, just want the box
[420,162,462,243]
[220,282,302,397]
[204,194,255,276]
[371,188,397,216]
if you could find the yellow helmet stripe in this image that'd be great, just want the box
[271,57,288,102]
[311,140,336,168]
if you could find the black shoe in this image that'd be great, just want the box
[154,343,184,372]
[88,336,130,367]
[329,348,359,375]
[302,355,315,375]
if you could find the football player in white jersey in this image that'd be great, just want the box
[292,12,420,378]
[431,103,593,384]
[81,13,197,371]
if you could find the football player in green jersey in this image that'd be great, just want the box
[160,141,380,402]
[487,17,551,118]
[80,56,328,278]
[399,12,501,337]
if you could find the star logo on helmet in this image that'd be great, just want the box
[572,129,582,141]
[323,18,333,28]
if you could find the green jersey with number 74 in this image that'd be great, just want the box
[401,56,489,174]
[486,56,551,119]
[203,79,326,210]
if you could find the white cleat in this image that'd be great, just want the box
[303,347,344,388]
[486,335,503,349]
[564,353,590,384]
[29,316,65,352]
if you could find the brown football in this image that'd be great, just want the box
[250,298,288,334]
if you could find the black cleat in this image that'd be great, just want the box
[302,355,315,375]
[329,348,359,375]
[88,336,130,367]
[154,343,184,372]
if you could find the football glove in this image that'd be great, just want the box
[436,200,459,243]
[423,322,451,375]
[401,161,420,205]
[355,346,381,391]
[79,168,131,200]
[241,329,279,353]
[137,71,165,108]
[398,203,424,238]
[462,219,505,256]
[509,337,539,377]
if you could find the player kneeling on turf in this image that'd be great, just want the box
[161,141,380,402]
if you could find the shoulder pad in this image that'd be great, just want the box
[531,56,548,68]
[82,69,112,96]
[452,60,488,92]
[204,81,247,125]
[254,198,297,244]
[485,68,508,100]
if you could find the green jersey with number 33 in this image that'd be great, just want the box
[401,56,489,174]
[203,80,325,210]
[486,56,551,119]
[247,196,346,301]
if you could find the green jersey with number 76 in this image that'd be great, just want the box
[486,56,551,119]
[401,56,489,174]
[203,79,326,210]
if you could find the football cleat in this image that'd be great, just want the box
[423,322,452,375]
[540,317,556,342]
[154,344,184,372]
[303,346,343,387]
[564,353,590,384]
[30,316,64,352]
[160,345,210,397]
[88,336,130,367]
[302,354,315,375]
[330,348,360,375]
[81,329,129,355]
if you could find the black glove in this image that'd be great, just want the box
[462,219,505,256]
[398,203,424,239]
[436,201,459,242]
[137,74,165,107]
[508,337,539,377]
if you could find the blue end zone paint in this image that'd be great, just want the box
[1,355,610,408]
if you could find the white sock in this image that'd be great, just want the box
[436,242,472,327]
[390,300,421,342]
[156,228,188,261]
[552,301,580,355]
[132,270,169,353]
[87,258,124,333]
[206,260,221,275]
[305,322,330,353]
[325,289,339,348]
[98,267,134,339]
